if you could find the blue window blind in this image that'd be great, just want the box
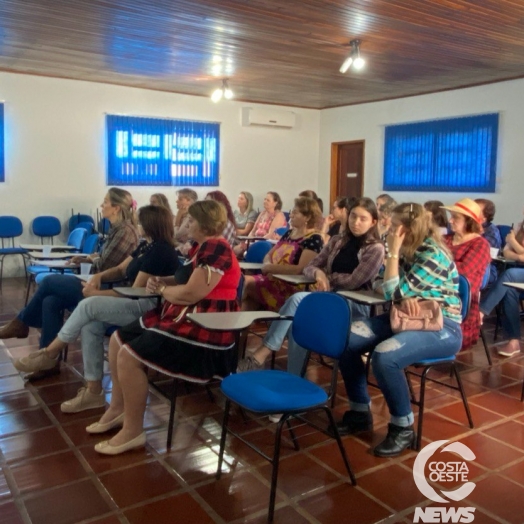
[0,104,4,183]
[384,113,498,192]
[106,115,220,186]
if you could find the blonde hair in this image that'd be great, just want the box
[393,203,449,261]
[240,191,254,215]
[188,200,227,237]
[107,187,137,226]
[151,193,173,214]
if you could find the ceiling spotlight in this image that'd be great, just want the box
[339,39,365,73]
[211,78,234,103]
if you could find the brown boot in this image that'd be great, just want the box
[0,318,29,339]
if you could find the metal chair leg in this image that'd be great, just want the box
[324,407,356,485]
[284,415,299,451]
[521,380,524,402]
[268,417,286,522]
[416,366,430,451]
[216,398,231,480]
[479,326,493,365]
[166,379,179,448]
[452,364,474,428]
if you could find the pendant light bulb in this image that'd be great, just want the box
[211,88,223,103]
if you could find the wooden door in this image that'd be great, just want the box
[330,141,365,202]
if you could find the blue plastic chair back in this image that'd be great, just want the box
[83,234,100,254]
[98,218,111,235]
[32,216,61,238]
[497,225,512,243]
[68,214,94,232]
[283,211,290,223]
[76,221,94,235]
[480,265,491,291]
[244,240,273,263]
[67,228,88,251]
[274,227,289,237]
[0,216,23,238]
[236,273,245,305]
[458,275,470,321]
[292,293,351,360]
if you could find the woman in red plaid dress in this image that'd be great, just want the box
[89,200,240,455]
[442,199,491,350]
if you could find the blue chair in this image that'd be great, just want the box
[405,275,474,451]
[32,216,61,244]
[497,224,512,246]
[0,216,28,292]
[68,214,94,233]
[75,221,94,236]
[67,227,88,252]
[83,234,100,255]
[98,218,111,236]
[274,226,289,237]
[216,293,356,522]
[244,240,273,263]
[283,211,290,223]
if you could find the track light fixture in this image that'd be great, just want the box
[211,78,234,102]
[339,39,365,73]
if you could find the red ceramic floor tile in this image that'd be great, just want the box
[417,411,475,443]
[357,463,427,512]
[0,426,69,463]
[195,467,279,522]
[0,408,52,438]
[470,391,524,416]
[482,420,524,450]
[10,450,87,494]
[24,479,112,524]
[0,500,24,524]
[298,482,392,524]
[461,368,516,389]
[99,461,181,508]
[145,420,214,454]
[499,457,524,487]
[36,381,86,405]
[257,453,340,499]
[243,505,312,524]
[60,413,110,447]
[164,443,221,485]
[46,401,106,425]
[0,468,11,501]
[459,433,524,470]
[434,401,504,428]
[82,516,121,524]
[466,475,524,523]
[497,361,524,380]
[0,391,40,415]
[125,492,215,524]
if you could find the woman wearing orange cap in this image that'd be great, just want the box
[441,198,491,349]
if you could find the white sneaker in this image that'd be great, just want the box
[497,347,521,358]
[61,387,105,413]
[268,414,283,423]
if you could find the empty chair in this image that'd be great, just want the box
[217,293,356,522]
[67,227,88,252]
[75,221,94,236]
[31,216,61,244]
[0,216,27,292]
[83,234,100,255]
[68,214,94,233]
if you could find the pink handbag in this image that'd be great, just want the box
[390,300,443,333]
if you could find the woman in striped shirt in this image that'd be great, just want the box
[337,203,462,458]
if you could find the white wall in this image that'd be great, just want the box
[318,78,524,224]
[0,72,320,276]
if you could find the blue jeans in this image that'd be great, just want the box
[339,314,463,427]
[480,267,524,339]
[18,274,84,348]
[263,292,370,376]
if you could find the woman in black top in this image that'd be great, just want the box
[13,206,179,414]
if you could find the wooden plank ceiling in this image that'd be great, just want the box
[0,0,524,109]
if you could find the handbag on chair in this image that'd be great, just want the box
[390,300,443,333]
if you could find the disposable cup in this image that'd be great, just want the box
[80,262,93,276]
[42,245,52,257]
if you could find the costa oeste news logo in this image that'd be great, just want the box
[412,439,476,523]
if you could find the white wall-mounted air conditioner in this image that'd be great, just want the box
[241,107,296,128]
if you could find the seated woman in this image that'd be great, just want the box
[424,200,448,236]
[480,219,524,357]
[242,197,323,311]
[441,198,490,349]
[0,188,139,358]
[238,197,384,372]
[337,203,462,457]
[234,191,258,236]
[174,188,198,255]
[320,196,353,242]
[378,198,397,252]
[87,200,240,455]
[233,191,287,256]
[206,190,237,247]
[149,193,173,216]
[12,205,179,412]
[475,198,502,285]
[299,189,324,228]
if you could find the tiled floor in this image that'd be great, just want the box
[1,277,524,523]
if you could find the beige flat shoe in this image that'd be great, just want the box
[86,413,125,434]
[94,432,146,455]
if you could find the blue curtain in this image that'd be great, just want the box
[106,115,220,186]
[0,104,4,183]
[383,113,498,192]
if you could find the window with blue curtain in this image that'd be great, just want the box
[383,113,499,192]
[106,115,220,186]
[0,103,4,183]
